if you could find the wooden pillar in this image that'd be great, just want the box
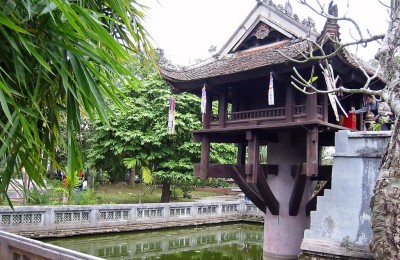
[307,93,318,120]
[237,143,246,165]
[202,91,212,129]
[199,135,210,179]
[218,91,226,128]
[306,126,318,176]
[285,86,293,122]
[246,130,260,183]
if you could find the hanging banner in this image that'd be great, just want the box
[167,97,176,134]
[201,85,207,114]
[268,72,274,105]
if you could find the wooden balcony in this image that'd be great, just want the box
[209,105,324,128]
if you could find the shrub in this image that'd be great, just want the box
[27,187,49,205]
[72,189,100,205]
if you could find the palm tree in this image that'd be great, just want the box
[0,0,153,204]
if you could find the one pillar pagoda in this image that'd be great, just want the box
[158,1,383,258]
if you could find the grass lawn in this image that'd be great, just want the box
[95,183,231,204]
[4,182,233,206]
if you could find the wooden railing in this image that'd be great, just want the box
[226,107,286,121]
[210,105,324,123]
[293,105,306,116]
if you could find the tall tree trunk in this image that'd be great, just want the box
[370,0,400,259]
[370,121,400,259]
[129,166,136,187]
[161,180,171,203]
[370,2,400,258]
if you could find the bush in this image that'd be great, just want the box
[27,187,49,205]
[192,178,228,188]
[95,170,111,185]
[72,189,100,205]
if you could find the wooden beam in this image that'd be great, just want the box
[230,165,266,213]
[218,91,227,128]
[202,89,212,129]
[306,91,318,120]
[256,165,279,215]
[289,163,307,216]
[310,165,332,181]
[306,126,319,177]
[237,143,246,165]
[285,86,293,123]
[246,131,260,183]
[199,135,210,179]
[194,164,279,178]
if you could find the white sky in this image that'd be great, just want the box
[144,0,390,66]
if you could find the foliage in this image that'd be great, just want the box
[192,178,229,188]
[123,158,152,184]
[27,186,49,205]
[95,170,111,185]
[63,169,81,204]
[72,189,99,205]
[85,63,236,201]
[0,0,153,204]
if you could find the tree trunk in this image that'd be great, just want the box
[161,180,171,203]
[370,120,400,259]
[129,166,136,187]
[370,2,400,259]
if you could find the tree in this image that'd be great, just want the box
[0,0,153,204]
[86,61,236,202]
[288,1,399,258]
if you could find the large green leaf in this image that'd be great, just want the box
[0,0,154,206]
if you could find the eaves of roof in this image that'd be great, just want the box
[159,39,311,83]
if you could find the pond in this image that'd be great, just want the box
[42,222,263,260]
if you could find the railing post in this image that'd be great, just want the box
[286,86,293,122]
[203,90,212,129]
[164,204,170,221]
[307,91,318,120]
[130,206,136,223]
[91,208,98,227]
[218,91,226,128]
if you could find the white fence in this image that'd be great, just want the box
[0,200,263,238]
[0,200,263,259]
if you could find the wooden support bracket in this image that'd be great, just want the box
[256,165,279,215]
[289,163,307,216]
[229,165,266,213]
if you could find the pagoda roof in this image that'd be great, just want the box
[158,1,380,92]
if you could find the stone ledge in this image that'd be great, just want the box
[301,238,373,259]
[17,216,263,239]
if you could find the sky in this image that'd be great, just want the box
[144,0,390,66]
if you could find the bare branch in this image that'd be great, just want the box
[297,0,365,40]
[279,34,385,65]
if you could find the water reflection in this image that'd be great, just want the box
[43,223,263,260]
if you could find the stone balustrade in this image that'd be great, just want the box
[0,199,263,238]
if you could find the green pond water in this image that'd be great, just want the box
[42,222,263,260]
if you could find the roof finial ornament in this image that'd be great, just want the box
[285,1,293,17]
[328,1,338,23]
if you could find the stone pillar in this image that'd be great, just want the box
[264,131,310,259]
